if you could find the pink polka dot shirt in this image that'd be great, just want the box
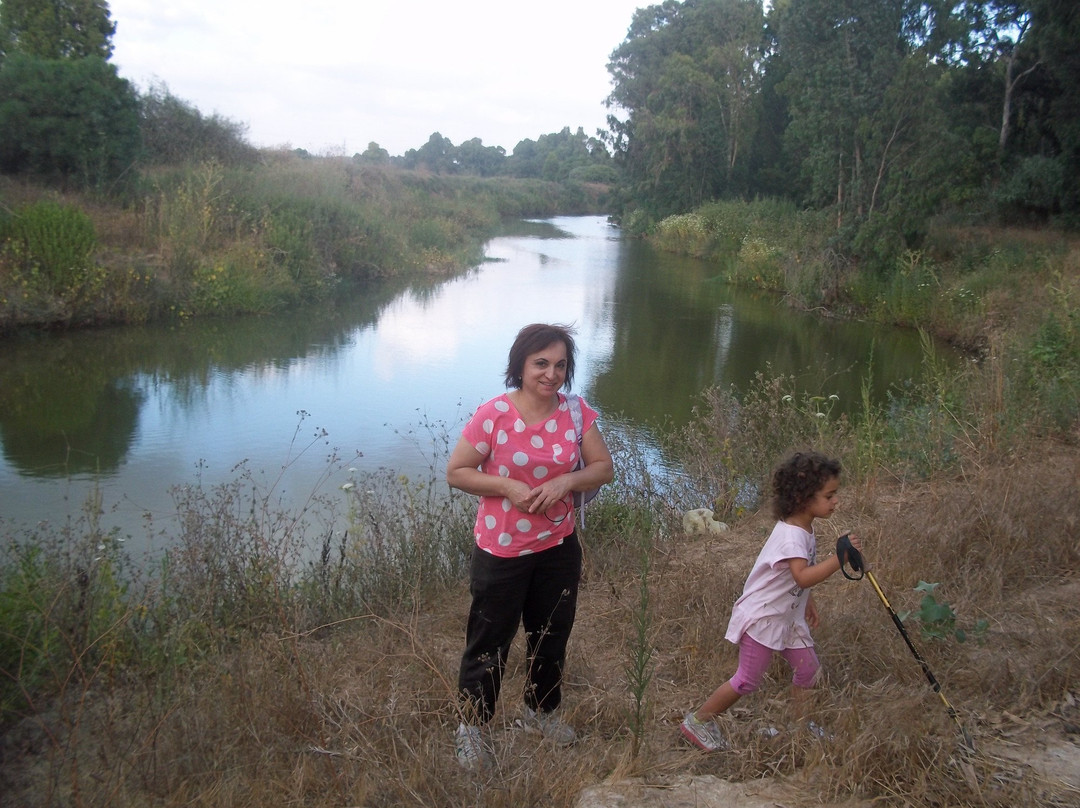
[461,392,598,557]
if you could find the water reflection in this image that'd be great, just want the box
[0,216,950,540]
[590,240,929,425]
[0,277,410,477]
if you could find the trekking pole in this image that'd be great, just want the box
[836,534,975,752]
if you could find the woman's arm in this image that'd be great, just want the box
[446,436,532,509]
[523,423,614,515]
[575,424,615,490]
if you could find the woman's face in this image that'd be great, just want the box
[520,340,568,398]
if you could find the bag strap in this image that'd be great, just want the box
[566,393,586,529]
[567,392,584,449]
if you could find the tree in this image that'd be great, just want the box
[1028,0,1080,216]
[139,81,257,166]
[606,0,767,219]
[401,132,456,173]
[0,0,115,62]
[0,54,139,187]
[504,128,612,182]
[455,137,505,176]
[355,141,390,165]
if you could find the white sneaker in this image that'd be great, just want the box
[454,723,492,770]
[680,712,729,751]
[519,706,576,746]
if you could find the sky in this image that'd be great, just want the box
[106,0,646,157]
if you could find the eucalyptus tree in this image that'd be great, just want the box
[402,132,457,173]
[1027,0,1080,217]
[607,0,767,220]
[774,0,972,258]
[505,128,611,182]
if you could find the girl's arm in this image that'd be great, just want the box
[787,534,863,589]
[787,556,841,589]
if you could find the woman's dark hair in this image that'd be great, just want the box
[771,450,842,519]
[504,323,577,390]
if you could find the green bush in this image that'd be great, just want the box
[994,155,1065,223]
[1,200,97,292]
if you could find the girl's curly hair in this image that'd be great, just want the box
[771,450,841,519]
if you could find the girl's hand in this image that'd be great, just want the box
[844,533,870,571]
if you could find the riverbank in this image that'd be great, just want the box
[646,199,1078,359]
[0,159,611,333]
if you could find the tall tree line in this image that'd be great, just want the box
[606,0,1080,240]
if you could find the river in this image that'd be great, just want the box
[0,216,948,551]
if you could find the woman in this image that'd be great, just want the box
[447,323,614,770]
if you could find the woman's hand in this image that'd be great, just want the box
[522,475,575,514]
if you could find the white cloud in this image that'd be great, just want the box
[107,0,642,156]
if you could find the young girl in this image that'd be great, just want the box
[680,450,861,751]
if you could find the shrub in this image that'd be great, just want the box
[994,155,1065,223]
[0,199,97,293]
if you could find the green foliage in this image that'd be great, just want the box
[139,82,258,167]
[568,164,619,184]
[605,0,1080,251]
[897,581,989,644]
[0,495,138,725]
[0,54,140,189]
[1022,277,1080,430]
[507,127,613,182]
[993,155,1066,223]
[0,544,59,718]
[0,0,115,62]
[0,199,103,316]
[1,199,96,287]
[607,0,767,218]
[354,141,390,165]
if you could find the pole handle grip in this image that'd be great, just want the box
[836,533,864,580]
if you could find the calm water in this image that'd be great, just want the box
[0,216,946,548]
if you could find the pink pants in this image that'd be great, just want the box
[728,633,819,695]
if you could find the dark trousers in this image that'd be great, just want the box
[457,534,582,725]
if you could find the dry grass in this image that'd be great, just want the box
[2,441,1077,807]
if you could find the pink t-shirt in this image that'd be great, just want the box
[724,521,818,650]
[461,392,598,557]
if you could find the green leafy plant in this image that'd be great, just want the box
[898,581,988,643]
